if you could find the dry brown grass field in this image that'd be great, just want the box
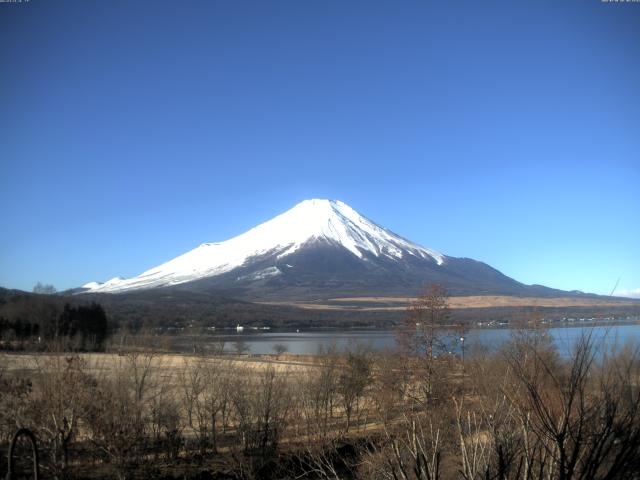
[259,294,640,311]
[0,351,317,377]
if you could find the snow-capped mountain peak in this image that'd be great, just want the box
[82,199,444,293]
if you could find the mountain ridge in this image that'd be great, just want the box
[80,199,598,300]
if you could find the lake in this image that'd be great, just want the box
[177,321,640,357]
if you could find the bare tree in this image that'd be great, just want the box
[362,412,442,480]
[337,347,372,433]
[397,283,450,403]
[33,282,57,295]
[0,364,32,444]
[251,365,291,458]
[83,350,159,479]
[179,356,231,457]
[501,331,640,479]
[272,343,288,358]
[300,349,339,441]
[178,356,210,456]
[26,355,92,479]
[370,351,410,427]
[227,365,291,475]
[149,374,183,461]
[443,329,640,480]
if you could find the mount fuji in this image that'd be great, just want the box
[81,199,567,300]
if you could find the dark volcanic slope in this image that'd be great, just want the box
[165,241,585,301]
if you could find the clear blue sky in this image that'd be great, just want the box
[1,0,638,296]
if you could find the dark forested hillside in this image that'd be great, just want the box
[0,288,109,349]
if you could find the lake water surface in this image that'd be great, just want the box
[182,322,640,357]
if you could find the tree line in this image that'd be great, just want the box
[0,293,109,350]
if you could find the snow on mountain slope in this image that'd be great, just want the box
[83,199,445,293]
